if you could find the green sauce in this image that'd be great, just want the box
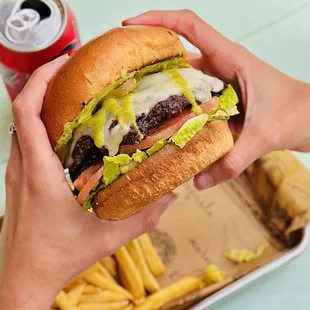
[104,98,121,116]
[78,107,106,149]
[120,94,137,130]
[166,69,202,115]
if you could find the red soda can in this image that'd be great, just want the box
[0,0,81,101]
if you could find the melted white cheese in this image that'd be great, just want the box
[131,68,223,117]
[103,112,130,156]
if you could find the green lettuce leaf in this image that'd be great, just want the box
[103,161,120,186]
[208,107,230,121]
[132,150,148,163]
[120,160,138,174]
[103,154,131,185]
[104,154,131,165]
[147,139,167,156]
[218,84,239,115]
[82,198,93,211]
[82,183,105,210]
[170,114,209,148]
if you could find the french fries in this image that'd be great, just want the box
[55,290,72,310]
[83,285,102,294]
[126,239,160,293]
[51,233,225,310]
[83,272,133,300]
[115,246,145,300]
[96,262,116,282]
[137,234,165,276]
[67,284,86,306]
[204,264,225,285]
[78,300,129,310]
[55,284,86,310]
[118,264,144,306]
[79,291,129,304]
[81,262,115,282]
[100,256,117,277]
[64,277,85,292]
[225,244,268,263]
[134,277,204,310]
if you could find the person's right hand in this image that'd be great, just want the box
[123,10,310,189]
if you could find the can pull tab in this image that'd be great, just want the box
[5,9,40,44]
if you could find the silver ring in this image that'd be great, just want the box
[9,122,16,134]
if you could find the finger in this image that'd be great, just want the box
[228,112,245,137]
[12,55,69,167]
[14,54,69,115]
[5,134,22,218]
[123,10,229,57]
[0,213,15,265]
[194,130,266,190]
[292,143,310,153]
[5,134,22,196]
[186,51,204,71]
[96,193,177,254]
[7,134,22,173]
[187,51,201,58]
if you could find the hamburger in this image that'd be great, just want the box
[41,26,239,220]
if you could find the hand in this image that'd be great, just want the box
[0,55,176,310]
[123,10,310,189]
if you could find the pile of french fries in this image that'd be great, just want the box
[51,234,204,310]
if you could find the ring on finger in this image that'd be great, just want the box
[9,122,16,134]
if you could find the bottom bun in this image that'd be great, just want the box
[93,120,234,220]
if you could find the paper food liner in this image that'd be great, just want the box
[148,150,310,309]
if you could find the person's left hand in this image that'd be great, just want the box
[0,55,176,310]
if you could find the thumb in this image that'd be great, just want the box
[194,129,266,190]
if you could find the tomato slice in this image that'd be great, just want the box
[119,97,219,154]
[77,166,103,205]
[73,163,102,191]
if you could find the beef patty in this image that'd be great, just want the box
[69,135,108,180]
[122,95,189,145]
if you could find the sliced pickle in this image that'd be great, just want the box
[109,77,141,99]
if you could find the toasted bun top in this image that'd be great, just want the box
[41,26,186,148]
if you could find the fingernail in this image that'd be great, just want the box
[54,54,69,62]
[160,193,177,206]
[195,172,214,190]
[122,19,133,25]
[122,13,143,25]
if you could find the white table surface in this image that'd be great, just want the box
[0,0,310,309]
